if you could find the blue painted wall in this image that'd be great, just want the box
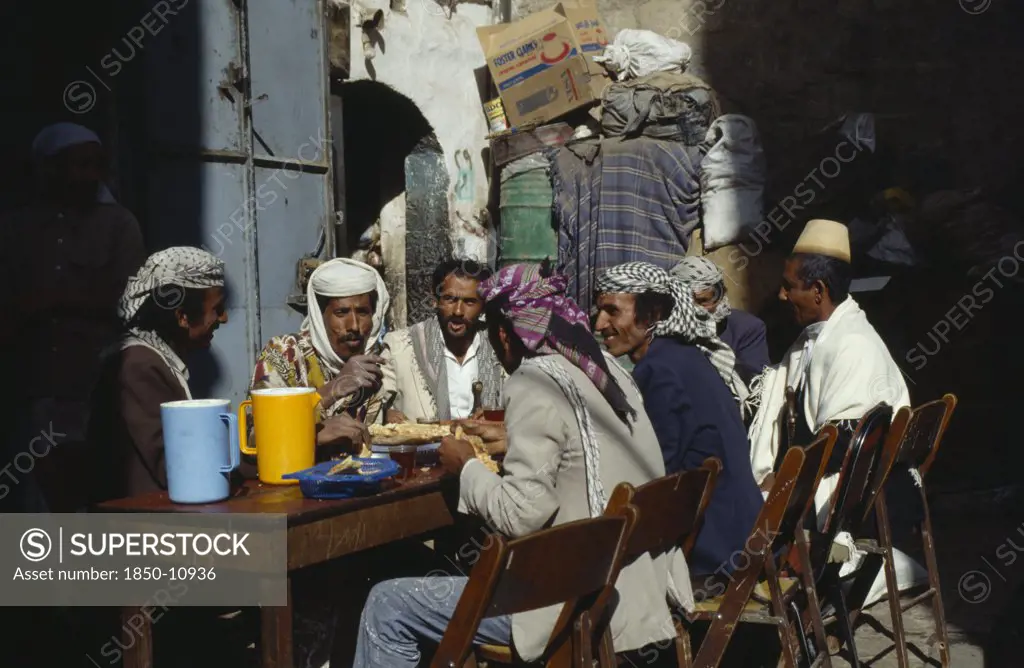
[130,0,335,406]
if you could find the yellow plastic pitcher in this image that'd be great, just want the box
[238,387,321,484]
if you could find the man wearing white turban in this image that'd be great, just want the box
[251,258,411,668]
[0,122,145,513]
[251,258,390,444]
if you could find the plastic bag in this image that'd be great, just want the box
[700,115,766,251]
[594,29,692,81]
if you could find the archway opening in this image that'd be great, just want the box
[336,80,450,326]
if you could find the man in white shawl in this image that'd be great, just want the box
[747,219,925,604]
[380,258,504,424]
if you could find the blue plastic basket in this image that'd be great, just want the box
[282,458,401,500]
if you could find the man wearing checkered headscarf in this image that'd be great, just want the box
[354,262,693,666]
[89,246,229,503]
[596,262,748,407]
[670,256,770,383]
[594,261,763,576]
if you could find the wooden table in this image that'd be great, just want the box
[97,469,458,668]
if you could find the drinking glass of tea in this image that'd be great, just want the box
[391,445,418,481]
[482,407,505,422]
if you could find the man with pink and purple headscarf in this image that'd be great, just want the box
[352,262,694,667]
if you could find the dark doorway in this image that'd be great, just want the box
[337,80,433,249]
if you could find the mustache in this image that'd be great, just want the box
[338,333,364,343]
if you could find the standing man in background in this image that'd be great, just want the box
[0,122,146,513]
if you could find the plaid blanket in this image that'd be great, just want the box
[550,137,702,314]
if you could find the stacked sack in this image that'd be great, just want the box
[594,29,719,145]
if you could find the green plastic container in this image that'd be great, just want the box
[499,165,556,267]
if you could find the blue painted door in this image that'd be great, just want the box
[137,0,334,406]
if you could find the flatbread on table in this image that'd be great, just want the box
[455,425,500,474]
[327,456,363,476]
[369,422,453,445]
[367,423,500,473]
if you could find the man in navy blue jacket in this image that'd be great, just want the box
[595,262,763,576]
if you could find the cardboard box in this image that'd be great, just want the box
[477,6,598,129]
[560,1,613,99]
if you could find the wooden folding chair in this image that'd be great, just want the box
[850,394,958,667]
[683,428,838,668]
[684,458,723,562]
[602,457,722,667]
[431,508,638,668]
[805,404,899,668]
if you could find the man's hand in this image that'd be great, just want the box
[318,354,385,406]
[316,414,370,453]
[385,409,410,424]
[759,472,776,494]
[439,436,476,475]
[459,420,507,456]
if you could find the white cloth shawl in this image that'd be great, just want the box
[748,297,922,604]
[748,297,911,522]
[302,258,390,376]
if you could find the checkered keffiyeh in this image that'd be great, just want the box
[480,263,636,424]
[112,247,225,401]
[119,246,226,324]
[596,262,750,413]
[670,256,732,323]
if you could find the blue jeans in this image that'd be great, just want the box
[354,576,512,667]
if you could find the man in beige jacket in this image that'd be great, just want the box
[353,263,694,667]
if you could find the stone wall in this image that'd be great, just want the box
[348,0,499,264]
[514,0,1024,197]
